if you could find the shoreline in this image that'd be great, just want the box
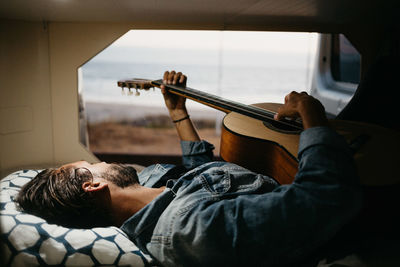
[85,101,223,123]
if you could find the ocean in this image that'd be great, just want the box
[80,45,316,123]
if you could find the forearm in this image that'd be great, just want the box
[169,109,200,142]
[296,126,359,185]
[161,70,201,141]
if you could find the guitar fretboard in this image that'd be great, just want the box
[151,79,303,131]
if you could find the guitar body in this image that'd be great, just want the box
[221,103,299,185]
[221,103,400,186]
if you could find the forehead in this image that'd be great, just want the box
[60,161,91,170]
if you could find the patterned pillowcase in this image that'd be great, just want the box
[0,170,152,266]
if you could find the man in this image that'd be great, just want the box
[17,71,362,266]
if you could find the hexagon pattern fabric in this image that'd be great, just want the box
[0,170,152,266]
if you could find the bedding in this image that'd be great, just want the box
[3,170,389,267]
[0,170,152,266]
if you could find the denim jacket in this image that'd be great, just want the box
[137,140,216,188]
[121,127,363,266]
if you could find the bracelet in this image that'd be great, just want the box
[172,115,190,123]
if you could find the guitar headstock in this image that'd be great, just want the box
[117,79,154,96]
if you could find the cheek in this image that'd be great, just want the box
[91,165,111,178]
[87,169,104,181]
[125,166,138,178]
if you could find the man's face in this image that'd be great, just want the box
[60,161,139,188]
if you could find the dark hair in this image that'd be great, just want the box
[16,167,112,228]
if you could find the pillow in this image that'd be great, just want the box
[0,170,152,266]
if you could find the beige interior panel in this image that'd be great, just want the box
[48,22,134,166]
[0,21,54,176]
[0,21,135,176]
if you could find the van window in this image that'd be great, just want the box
[331,34,361,84]
[78,30,317,157]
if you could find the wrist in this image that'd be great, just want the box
[169,109,188,121]
[173,115,190,123]
[298,99,328,129]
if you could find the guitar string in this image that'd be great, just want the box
[151,80,303,130]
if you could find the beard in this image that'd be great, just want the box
[104,164,139,188]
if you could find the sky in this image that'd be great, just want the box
[113,30,318,54]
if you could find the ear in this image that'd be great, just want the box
[82,179,108,193]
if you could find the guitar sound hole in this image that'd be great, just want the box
[263,120,301,135]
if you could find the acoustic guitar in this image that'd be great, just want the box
[117,78,400,186]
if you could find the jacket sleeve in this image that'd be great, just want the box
[166,127,363,266]
[180,140,215,169]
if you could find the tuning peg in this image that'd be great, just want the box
[135,89,140,96]
[128,87,133,96]
[121,87,125,95]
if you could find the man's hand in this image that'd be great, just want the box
[274,91,328,129]
[161,70,188,121]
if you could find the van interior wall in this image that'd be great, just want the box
[0,20,133,176]
[345,27,383,79]
[1,18,393,176]
[1,20,53,176]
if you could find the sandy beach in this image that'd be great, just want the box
[85,102,222,123]
[85,102,222,155]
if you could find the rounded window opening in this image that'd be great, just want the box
[78,30,318,163]
[331,34,361,85]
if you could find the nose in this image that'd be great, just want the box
[94,161,107,166]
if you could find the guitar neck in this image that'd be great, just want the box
[150,79,303,130]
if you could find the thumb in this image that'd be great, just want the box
[274,107,285,120]
[161,84,167,95]
[275,106,299,121]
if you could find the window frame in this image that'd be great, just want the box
[310,34,360,117]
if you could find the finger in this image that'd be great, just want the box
[168,71,176,84]
[173,72,182,85]
[180,74,187,84]
[276,109,298,120]
[285,91,301,103]
[276,104,291,119]
[163,71,169,83]
[284,94,290,103]
[275,103,300,120]
[275,106,290,120]
[274,107,283,120]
